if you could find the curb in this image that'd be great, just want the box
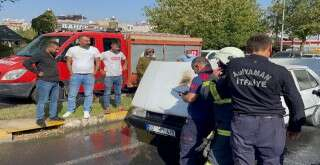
[0,111,129,143]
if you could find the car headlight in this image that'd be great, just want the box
[1,69,27,80]
[132,107,147,118]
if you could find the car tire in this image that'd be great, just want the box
[31,88,38,103]
[307,107,320,126]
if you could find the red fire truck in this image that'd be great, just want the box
[0,31,202,101]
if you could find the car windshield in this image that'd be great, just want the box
[16,35,70,56]
[207,52,217,60]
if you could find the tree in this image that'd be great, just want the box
[285,0,320,52]
[31,9,57,35]
[145,0,267,49]
[266,0,283,42]
[16,28,37,42]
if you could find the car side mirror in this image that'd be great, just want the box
[312,89,320,97]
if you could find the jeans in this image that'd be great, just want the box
[67,74,95,112]
[36,80,59,120]
[103,76,123,108]
[231,115,286,165]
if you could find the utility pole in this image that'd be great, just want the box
[280,0,286,51]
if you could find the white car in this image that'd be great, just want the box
[282,65,320,126]
[128,62,320,138]
[201,50,219,61]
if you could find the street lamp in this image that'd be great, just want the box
[280,0,286,51]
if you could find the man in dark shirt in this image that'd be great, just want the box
[23,41,64,127]
[224,34,305,165]
[179,57,214,165]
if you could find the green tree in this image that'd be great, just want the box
[285,0,320,52]
[16,28,37,42]
[145,0,266,49]
[31,9,57,35]
[266,0,283,42]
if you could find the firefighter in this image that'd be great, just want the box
[222,34,305,165]
[180,57,215,165]
[201,47,245,165]
[136,48,156,84]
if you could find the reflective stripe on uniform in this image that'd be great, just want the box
[217,129,231,136]
[203,81,232,105]
[204,161,213,165]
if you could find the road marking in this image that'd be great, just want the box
[56,142,144,165]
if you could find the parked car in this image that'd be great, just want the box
[272,50,302,58]
[128,63,320,138]
[201,50,219,60]
[0,31,202,101]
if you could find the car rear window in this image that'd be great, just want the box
[294,70,318,91]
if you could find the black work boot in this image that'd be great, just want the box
[36,119,46,127]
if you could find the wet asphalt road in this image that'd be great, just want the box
[0,121,319,165]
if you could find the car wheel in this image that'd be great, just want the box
[308,108,320,126]
[31,88,38,103]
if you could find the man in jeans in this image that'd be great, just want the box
[100,41,128,114]
[62,36,100,119]
[23,41,64,127]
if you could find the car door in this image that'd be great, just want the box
[291,69,320,117]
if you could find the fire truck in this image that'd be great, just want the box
[0,31,202,101]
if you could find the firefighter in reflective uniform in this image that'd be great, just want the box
[202,47,245,165]
[180,57,215,165]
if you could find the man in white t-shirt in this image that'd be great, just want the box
[62,36,100,119]
[100,41,128,114]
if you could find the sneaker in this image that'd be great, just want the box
[36,119,46,127]
[49,117,65,121]
[62,111,72,118]
[84,111,90,119]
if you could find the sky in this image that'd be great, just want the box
[0,0,272,23]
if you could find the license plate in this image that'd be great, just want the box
[146,124,176,137]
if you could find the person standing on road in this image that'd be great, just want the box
[222,34,306,165]
[62,36,100,119]
[201,47,245,165]
[177,50,196,62]
[136,48,156,84]
[23,41,64,127]
[180,57,215,165]
[100,41,128,114]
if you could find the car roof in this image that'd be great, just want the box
[283,64,308,70]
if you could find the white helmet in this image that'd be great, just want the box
[214,47,245,64]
